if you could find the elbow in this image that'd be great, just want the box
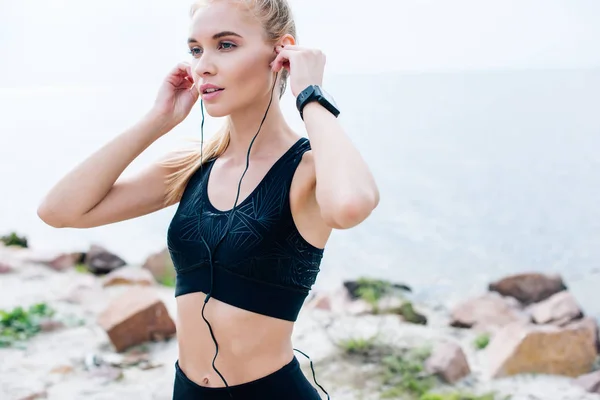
[321,191,379,230]
[37,203,68,228]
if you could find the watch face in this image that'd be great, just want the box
[320,88,338,108]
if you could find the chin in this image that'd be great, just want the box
[202,102,232,118]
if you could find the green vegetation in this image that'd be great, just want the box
[0,303,55,348]
[354,278,395,309]
[74,263,89,274]
[380,346,436,398]
[338,336,378,355]
[390,301,428,325]
[420,392,503,400]
[0,232,28,248]
[337,336,504,400]
[473,333,490,350]
[157,272,176,288]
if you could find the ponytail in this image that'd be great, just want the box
[162,118,231,206]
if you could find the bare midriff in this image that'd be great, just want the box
[175,291,296,388]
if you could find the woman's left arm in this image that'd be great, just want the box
[302,102,380,229]
[272,44,380,229]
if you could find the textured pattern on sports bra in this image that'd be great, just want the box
[167,138,324,292]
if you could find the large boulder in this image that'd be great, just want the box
[97,287,176,352]
[527,290,584,326]
[488,273,567,305]
[574,371,600,394]
[450,292,530,333]
[84,245,126,275]
[485,317,598,378]
[142,248,175,285]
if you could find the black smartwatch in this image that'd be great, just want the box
[296,85,340,120]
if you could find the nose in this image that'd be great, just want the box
[193,52,217,77]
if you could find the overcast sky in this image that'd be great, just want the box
[1,0,599,90]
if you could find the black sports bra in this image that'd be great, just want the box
[167,137,324,321]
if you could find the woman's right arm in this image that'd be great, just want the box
[37,112,178,228]
[37,62,199,229]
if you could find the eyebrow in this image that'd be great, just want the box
[188,31,243,44]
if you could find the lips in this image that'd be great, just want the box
[199,83,224,94]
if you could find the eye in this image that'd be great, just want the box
[188,47,202,58]
[218,41,237,50]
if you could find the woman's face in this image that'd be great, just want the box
[188,1,276,117]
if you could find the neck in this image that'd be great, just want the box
[225,92,294,161]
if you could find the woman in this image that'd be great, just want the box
[38,0,379,398]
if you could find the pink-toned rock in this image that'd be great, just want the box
[485,318,598,378]
[39,319,65,333]
[0,261,14,273]
[528,291,583,326]
[142,248,175,283]
[425,341,471,383]
[306,292,332,311]
[574,370,600,393]
[18,250,82,271]
[85,244,126,275]
[566,317,600,354]
[305,287,370,315]
[450,292,530,334]
[102,266,156,287]
[489,272,567,305]
[44,253,82,271]
[97,286,176,352]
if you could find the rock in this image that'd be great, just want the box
[574,371,600,393]
[97,286,176,352]
[142,248,175,285]
[306,292,332,311]
[450,292,530,333]
[528,291,584,326]
[425,340,471,383]
[20,250,82,271]
[50,365,74,375]
[19,391,47,400]
[102,265,156,287]
[44,253,82,271]
[39,318,65,333]
[84,245,126,275]
[485,318,598,378]
[566,317,600,354]
[87,364,124,383]
[304,287,371,315]
[0,261,14,273]
[488,272,567,305]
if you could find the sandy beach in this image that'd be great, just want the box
[1,240,600,400]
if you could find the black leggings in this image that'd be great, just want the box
[172,356,323,400]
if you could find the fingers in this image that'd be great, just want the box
[171,62,193,80]
[271,49,293,73]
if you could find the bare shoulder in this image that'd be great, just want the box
[290,149,332,249]
[295,148,317,187]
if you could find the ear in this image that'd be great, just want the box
[277,34,296,47]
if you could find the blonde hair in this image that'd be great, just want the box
[162,0,297,206]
